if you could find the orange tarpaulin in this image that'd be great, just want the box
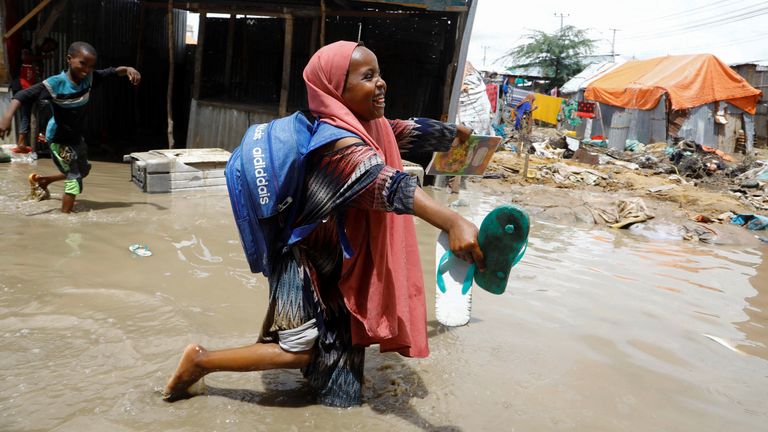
[584,54,762,114]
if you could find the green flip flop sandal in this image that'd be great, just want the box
[474,205,530,295]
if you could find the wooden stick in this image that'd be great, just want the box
[166,0,175,149]
[192,12,206,100]
[279,14,293,117]
[3,0,53,40]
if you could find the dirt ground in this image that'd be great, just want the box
[456,127,768,246]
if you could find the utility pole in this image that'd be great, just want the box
[553,12,569,32]
[609,28,619,58]
[482,45,489,68]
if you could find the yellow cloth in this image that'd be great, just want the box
[532,94,564,125]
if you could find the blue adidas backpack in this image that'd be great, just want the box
[225,112,357,276]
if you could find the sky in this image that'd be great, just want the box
[466,0,768,71]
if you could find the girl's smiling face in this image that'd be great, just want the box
[342,46,387,121]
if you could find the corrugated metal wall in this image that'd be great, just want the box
[10,0,188,158]
[732,64,767,147]
[188,10,458,152]
[186,99,277,150]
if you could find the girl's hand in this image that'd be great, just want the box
[451,124,473,149]
[447,216,485,271]
[456,124,473,143]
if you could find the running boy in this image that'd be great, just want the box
[0,41,141,213]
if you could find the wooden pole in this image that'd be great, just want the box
[223,14,236,91]
[446,0,477,123]
[3,0,53,40]
[33,0,67,49]
[309,17,318,55]
[437,0,477,188]
[192,12,206,100]
[279,14,293,117]
[135,3,146,127]
[166,0,175,149]
[319,0,326,48]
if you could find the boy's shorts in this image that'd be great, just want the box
[50,140,91,195]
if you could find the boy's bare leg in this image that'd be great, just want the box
[15,133,28,151]
[34,172,66,190]
[164,342,312,401]
[61,193,75,213]
[28,173,64,202]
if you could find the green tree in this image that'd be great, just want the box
[504,25,596,90]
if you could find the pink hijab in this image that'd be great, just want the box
[303,41,428,358]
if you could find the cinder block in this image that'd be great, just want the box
[124,148,231,193]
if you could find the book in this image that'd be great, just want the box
[426,134,502,176]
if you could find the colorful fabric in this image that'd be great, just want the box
[302,41,428,359]
[486,84,499,112]
[50,140,91,195]
[558,99,582,127]
[532,93,564,125]
[388,117,456,154]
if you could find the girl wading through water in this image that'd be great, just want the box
[164,41,484,407]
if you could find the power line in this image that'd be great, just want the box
[623,5,768,40]
[681,32,768,52]
[625,2,768,37]
[629,2,768,38]
[633,0,741,24]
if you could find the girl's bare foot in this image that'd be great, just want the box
[163,344,208,402]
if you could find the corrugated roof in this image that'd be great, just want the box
[560,59,625,94]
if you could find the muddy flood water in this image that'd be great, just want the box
[1,160,767,431]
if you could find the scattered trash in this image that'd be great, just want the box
[599,155,640,170]
[573,148,599,165]
[692,214,716,223]
[730,214,768,230]
[539,163,609,186]
[702,333,746,355]
[565,136,580,151]
[667,175,690,185]
[681,223,719,243]
[448,198,469,208]
[624,139,645,152]
[648,184,677,193]
[586,198,655,228]
[129,244,153,256]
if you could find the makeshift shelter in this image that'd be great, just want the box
[731,63,768,147]
[560,59,625,96]
[137,0,477,152]
[582,54,762,153]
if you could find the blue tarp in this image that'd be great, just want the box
[731,214,768,230]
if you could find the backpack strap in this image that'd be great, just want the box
[308,120,360,151]
[290,120,361,259]
[336,212,354,259]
